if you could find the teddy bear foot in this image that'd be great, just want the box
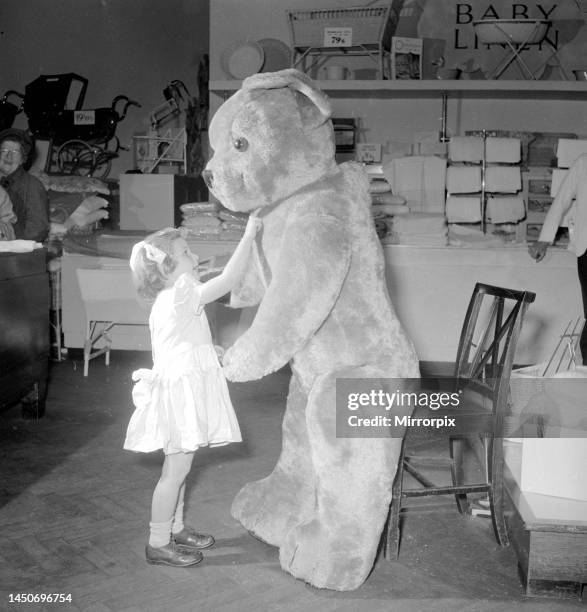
[232,477,310,548]
[279,518,376,591]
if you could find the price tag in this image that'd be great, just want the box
[73,110,95,125]
[323,27,352,47]
[356,143,382,163]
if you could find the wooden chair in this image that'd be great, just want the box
[385,282,536,558]
[76,267,149,376]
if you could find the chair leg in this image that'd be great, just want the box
[450,437,471,514]
[488,438,510,546]
[385,447,405,559]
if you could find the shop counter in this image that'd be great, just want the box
[384,243,581,365]
[61,235,581,365]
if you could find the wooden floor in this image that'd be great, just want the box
[0,352,584,612]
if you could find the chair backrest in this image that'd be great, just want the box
[454,283,536,430]
[76,267,149,325]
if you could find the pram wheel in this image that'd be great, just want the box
[57,139,112,179]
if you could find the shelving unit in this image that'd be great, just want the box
[210,79,587,99]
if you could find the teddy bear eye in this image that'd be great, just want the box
[233,137,248,152]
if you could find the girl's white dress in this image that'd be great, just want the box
[124,273,242,454]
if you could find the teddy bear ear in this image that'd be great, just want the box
[242,69,331,124]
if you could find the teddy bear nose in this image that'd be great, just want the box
[202,169,214,189]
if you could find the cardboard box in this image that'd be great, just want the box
[511,368,587,501]
[119,174,207,231]
[521,439,587,501]
[391,37,422,80]
[556,138,587,169]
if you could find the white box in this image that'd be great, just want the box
[556,138,587,168]
[511,368,587,501]
[484,165,521,193]
[446,165,482,193]
[485,137,521,164]
[521,439,587,501]
[119,174,207,231]
[391,37,422,80]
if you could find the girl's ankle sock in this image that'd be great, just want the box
[149,519,173,548]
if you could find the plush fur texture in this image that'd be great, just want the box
[204,69,420,591]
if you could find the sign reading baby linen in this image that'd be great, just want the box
[416,0,584,79]
[453,3,558,50]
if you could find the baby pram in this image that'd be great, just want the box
[23,73,141,179]
[0,90,25,131]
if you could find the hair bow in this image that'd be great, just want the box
[129,241,167,272]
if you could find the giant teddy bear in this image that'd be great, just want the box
[203,69,420,591]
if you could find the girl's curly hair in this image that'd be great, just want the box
[130,227,184,303]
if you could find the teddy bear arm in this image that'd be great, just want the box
[223,217,351,379]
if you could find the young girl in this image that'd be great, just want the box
[124,214,261,567]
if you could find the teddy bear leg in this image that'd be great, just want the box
[279,371,403,591]
[231,372,316,547]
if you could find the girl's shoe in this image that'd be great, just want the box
[172,526,215,550]
[145,542,203,567]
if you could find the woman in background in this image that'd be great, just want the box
[0,184,16,240]
[528,153,587,364]
[0,128,49,242]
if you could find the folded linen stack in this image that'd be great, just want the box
[181,202,249,241]
[445,195,482,223]
[217,208,248,240]
[382,156,447,213]
[445,136,524,231]
[181,202,222,237]
[390,212,447,246]
[368,176,393,195]
[448,136,484,163]
[486,196,525,224]
[366,172,409,239]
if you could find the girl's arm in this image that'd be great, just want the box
[199,214,262,306]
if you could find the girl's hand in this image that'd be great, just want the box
[0,221,15,241]
[214,344,225,364]
[244,212,263,238]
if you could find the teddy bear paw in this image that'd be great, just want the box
[279,518,375,591]
[232,478,306,547]
[222,345,266,381]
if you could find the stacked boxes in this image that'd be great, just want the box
[445,135,524,237]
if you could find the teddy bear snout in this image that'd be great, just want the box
[201,169,214,190]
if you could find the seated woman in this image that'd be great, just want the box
[0,128,49,242]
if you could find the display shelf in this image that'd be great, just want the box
[210,79,587,99]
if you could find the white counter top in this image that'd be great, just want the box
[383,243,580,364]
